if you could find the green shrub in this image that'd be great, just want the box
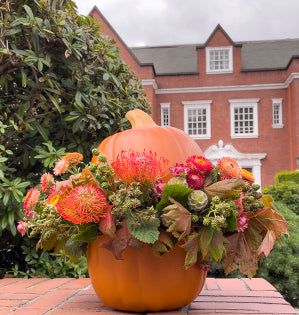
[0,0,149,277]
[256,201,299,308]
[262,181,299,215]
[274,171,299,184]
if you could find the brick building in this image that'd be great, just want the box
[90,6,299,187]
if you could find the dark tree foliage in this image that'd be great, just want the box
[0,0,150,237]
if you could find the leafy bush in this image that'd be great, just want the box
[256,201,299,308]
[274,170,299,184]
[262,181,299,215]
[0,0,149,277]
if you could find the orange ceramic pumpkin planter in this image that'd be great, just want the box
[88,109,207,311]
[87,236,207,312]
[91,109,204,180]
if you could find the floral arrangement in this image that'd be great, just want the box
[18,150,289,277]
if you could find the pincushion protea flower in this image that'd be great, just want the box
[112,150,168,186]
[23,188,40,218]
[53,152,83,176]
[186,156,213,175]
[40,173,54,193]
[55,185,110,225]
[217,157,241,179]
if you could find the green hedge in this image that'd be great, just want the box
[274,171,299,184]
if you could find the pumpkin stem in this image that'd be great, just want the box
[125,109,157,128]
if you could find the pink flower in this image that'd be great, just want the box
[40,173,54,194]
[199,264,210,272]
[186,170,205,189]
[186,156,213,175]
[237,213,249,232]
[153,181,166,198]
[169,163,188,177]
[23,188,40,218]
[17,221,27,237]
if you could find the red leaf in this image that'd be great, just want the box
[223,232,258,278]
[99,219,132,259]
[180,233,200,269]
[257,230,276,257]
[98,211,116,238]
[161,197,191,240]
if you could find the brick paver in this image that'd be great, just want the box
[0,277,297,314]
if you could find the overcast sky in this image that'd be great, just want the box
[73,0,299,47]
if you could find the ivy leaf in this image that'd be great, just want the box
[64,239,87,258]
[180,233,200,269]
[157,184,193,212]
[149,230,174,256]
[72,224,98,243]
[99,220,132,259]
[204,178,244,199]
[198,225,213,258]
[255,207,289,243]
[223,232,258,278]
[98,211,116,238]
[127,214,160,244]
[256,230,276,257]
[209,231,227,262]
[226,211,237,232]
[161,197,191,241]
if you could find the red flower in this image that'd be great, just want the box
[186,170,205,189]
[217,157,241,179]
[153,181,166,198]
[55,185,110,224]
[186,156,213,175]
[169,163,188,177]
[112,150,168,186]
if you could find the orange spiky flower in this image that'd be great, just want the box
[53,152,83,176]
[217,157,241,179]
[111,150,168,186]
[55,185,110,225]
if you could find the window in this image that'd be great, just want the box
[160,103,170,126]
[272,98,283,128]
[229,99,259,138]
[206,46,233,73]
[183,101,212,139]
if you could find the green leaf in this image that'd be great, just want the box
[226,211,237,232]
[24,5,35,20]
[180,233,200,269]
[65,239,87,258]
[157,184,193,212]
[72,224,98,243]
[127,214,160,244]
[45,92,61,114]
[32,121,49,141]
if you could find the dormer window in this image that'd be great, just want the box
[206,46,233,74]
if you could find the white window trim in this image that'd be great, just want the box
[182,100,212,140]
[229,98,259,139]
[272,98,284,128]
[160,103,170,126]
[206,46,233,74]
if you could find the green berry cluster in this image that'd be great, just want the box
[129,206,158,228]
[242,183,264,212]
[202,196,236,231]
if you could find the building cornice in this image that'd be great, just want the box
[141,72,299,94]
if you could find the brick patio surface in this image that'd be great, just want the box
[0,277,297,315]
